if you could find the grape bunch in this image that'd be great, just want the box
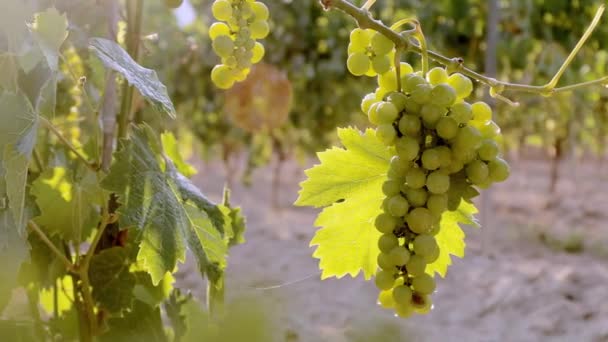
[346,28,395,77]
[209,0,269,89]
[363,64,510,317]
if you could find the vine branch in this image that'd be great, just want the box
[40,117,98,171]
[27,221,76,273]
[321,0,608,98]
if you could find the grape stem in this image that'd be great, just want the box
[320,0,608,100]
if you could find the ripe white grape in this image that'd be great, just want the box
[447,73,473,98]
[251,1,269,21]
[449,102,473,124]
[413,234,439,258]
[431,84,457,107]
[421,149,441,170]
[387,195,410,217]
[426,194,448,216]
[250,20,269,39]
[209,22,231,40]
[411,84,432,104]
[466,160,489,185]
[477,139,499,161]
[350,28,372,52]
[407,207,433,234]
[212,35,235,58]
[347,52,371,76]
[212,0,233,21]
[392,285,413,304]
[376,124,397,145]
[398,115,422,137]
[375,213,397,234]
[376,102,399,123]
[378,233,399,253]
[472,101,493,122]
[404,187,428,208]
[389,246,411,266]
[378,289,396,308]
[371,32,394,55]
[488,158,510,182]
[406,167,427,189]
[436,116,458,140]
[426,67,448,85]
[372,55,391,74]
[377,252,395,270]
[421,104,445,128]
[211,64,235,89]
[426,171,450,194]
[405,254,427,276]
[375,270,395,290]
[396,136,420,161]
[412,274,436,295]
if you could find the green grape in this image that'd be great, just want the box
[479,120,501,139]
[392,285,413,304]
[412,274,436,295]
[250,20,269,39]
[377,102,399,123]
[240,2,253,19]
[377,252,395,270]
[426,194,448,216]
[251,42,265,63]
[209,22,231,40]
[372,55,391,74]
[405,254,427,276]
[347,52,371,76]
[403,74,426,92]
[382,179,401,197]
[212,0,233,21]
[395,301,415,318]
[449,102,472,124]
[165,0,184,8]
[388,195,410,217]
[413,234,438,258]
[375,213,397,234]
[388,92,408,112]
[378,71,398,91]
[451,141,477,163]
[431,84,457,107]
[426,171,450,194]
[378,289,396,308]
[404,97,422,114]
[406,207,433,234]
[436,116,458,140]
[211,64,235,89]
[212,35,234,58]
[406,168,426,189]
[410,84,432,104]
[423,244,440,263]
[374,86,389,101]
[455,126,482,150]
[398,62,414,77]
[376,124,397,145]
[436,146,452,168]
[426,67,448,85]
[389,246,411,266]
[251,1,269,21]
[350,28,371,52]
[404,187,428,207]
[472,102,493,122]
[412,293,433,314]
[420,104,445,128]
[466,160,489,184]
[367,102,380,125]
[445,159,464,174]
[447,73,473,98]
[395,136,420,161]
[398,114,421,137]
[371,32,394,55]
[421,149,441,170]
[478,139,499,161]
[361,93,377,114]
[375,270,395,290]
[378,233,399,253]
[488,158,510,182]
[388,155,411,180]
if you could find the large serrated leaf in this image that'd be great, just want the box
[89,38,176,119]
[89,247,136,314]
[29,7,68,71]
[101,125,229,285]
[426,200,479,277]
[295,127,392,279]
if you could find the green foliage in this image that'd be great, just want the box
[89,247,136,314]
[89,38,177,118]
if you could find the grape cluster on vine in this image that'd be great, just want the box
[347,28,396,76]
[358,60,510,317]
[209,0,269,89]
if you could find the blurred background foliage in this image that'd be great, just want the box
[47,0,608,190]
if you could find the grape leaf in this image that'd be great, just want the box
[89,247,136,314]
[295,128,392,279]
[89,38,176,119]
[222,188,246,247]
[295,127,393,208]
[161,132,197,177]
[426,200,479,277]
[100,300,166,342]
[30,167,103,241]
[29,7,68,71]
[101,125,228,285]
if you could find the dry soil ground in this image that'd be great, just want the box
[177,155,608,342]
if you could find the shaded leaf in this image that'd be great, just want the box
[89,247,136,314]
[89,38,176,119]
[100,300,167,342]
[161,132,196,177]
[29,7,68,71]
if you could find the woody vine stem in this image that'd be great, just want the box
[321,0,608,103]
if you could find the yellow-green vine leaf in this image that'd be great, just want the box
[426,200,479,278]
[295,127,392,280]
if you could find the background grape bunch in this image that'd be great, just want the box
[209,0,269,89]
[355,56,510,316]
